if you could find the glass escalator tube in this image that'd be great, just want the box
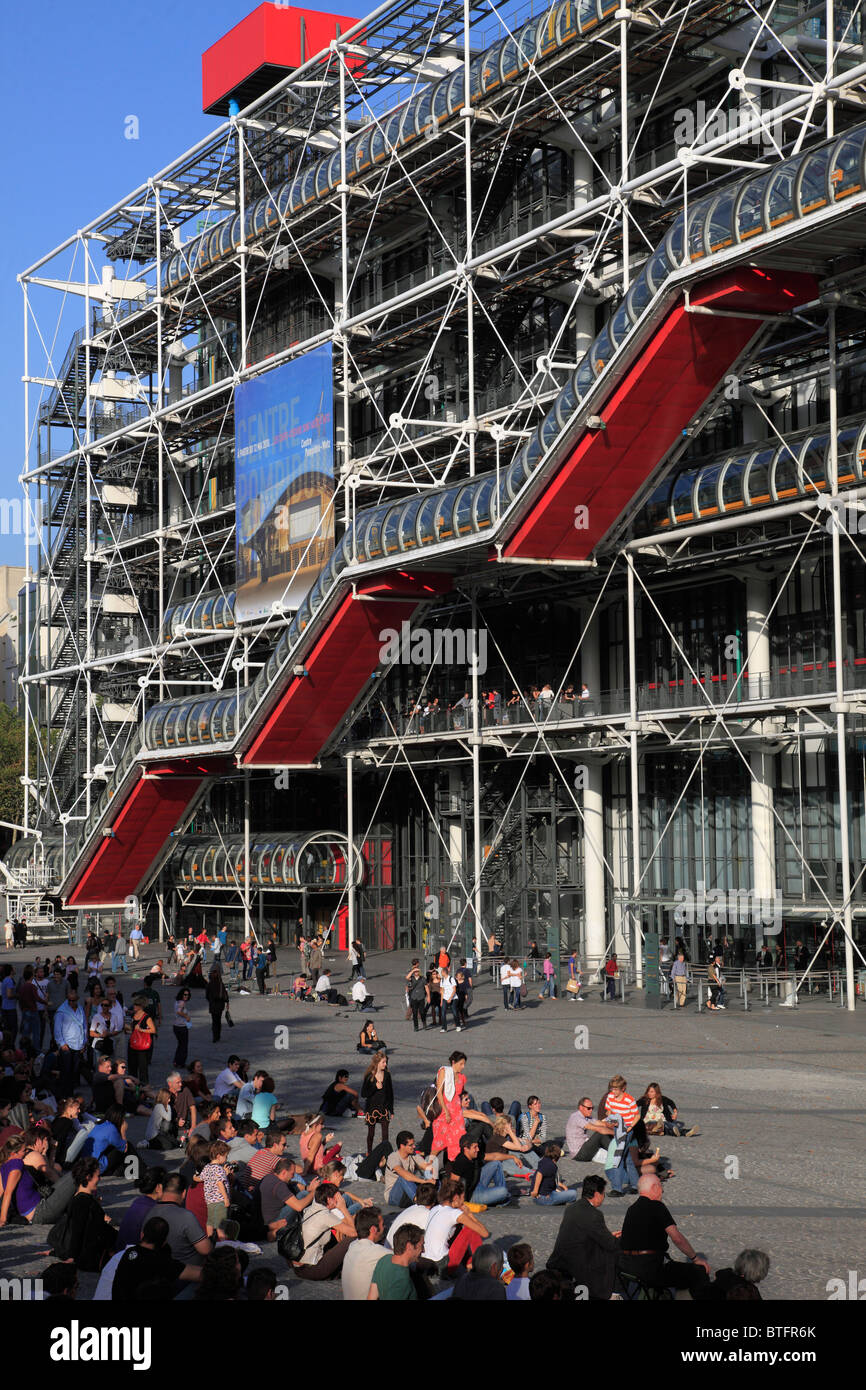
[416,494,439,548]
[735,171,772,242]
[744,447,774,507]
[829,128,866,202]
[717,452,748,516]
[433,488,459,543]
[703,189,736,254]
[795,145,831,217]
[694,463,722,520]
[671,469,697,524]
[472,475,496,531]
[397,496,424,553]
[763,157,800,231]
[773,439,804,500]
[836,425,859,486]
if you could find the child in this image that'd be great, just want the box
[199,1139,232,1238]
[292,973,311,1000]
[504,1242,534,1300]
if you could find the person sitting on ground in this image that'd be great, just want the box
[530,1142,577,1206]
[292,974,313,1001]
[321,1069,361,1117]
[299,1114,341,1174]
[422,1176,488,1276]
[518,1095,548,1155]
[384,1181,438,1250]
[293,1182,356,1281]
[115,1165,167,1250]
[260,1156,319,1239]
[50,1155,118,1272]
[111,1214,190,1300]
[383,1131,438,1208]
[367,1223,425,1301]
[483,1114,537,1175]
[314,969,339,1005]
[452,1241,508,1301]
[505,1242,534,1300]
[213,1055,244,1101]
[341,1205,386,1300]
[565,1096,614,1162]
[694,1248,770,1301]
[448,1134,510,1210]
[352,977,373,1012]
[546,1173,620,1300]
[80,1103,129,1175]
[618,1173,710,1295]
[357,1020,383,1054]
[185,1060,212,1102]
[638,1082,699,1138]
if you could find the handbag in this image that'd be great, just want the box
[129,1025,151,1051]
[225,1008,234,1028]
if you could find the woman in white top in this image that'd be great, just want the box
[500,960,513,1010]
[422,1176,488,1273]
[509,959,525,1010]
[144,1088,174,1149]
[173,987,192,1068]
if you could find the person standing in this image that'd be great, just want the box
[439,968,461,1032]
[239,938,253,982]
[407,963,429,1032]
[173,987,193,1068]
[4,918,13,951]
[126,1000,157,1086]
[707,952,726,1011]
[539,952,556,1000]
[112,930,128,975]
[307,937,323,980]
[128,925,143,961]
[360,1052,393,1157]
[431,1050,468,1164]
[54,989,88,1094]
[670,950,688,1009]
[205,966,229,1042]
[17,967,41,1050]
[254,946,270,997]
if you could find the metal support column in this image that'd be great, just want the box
[347,751,356,945]
[828,304,856,1010]
[471,598,483,960]
[626,554,643,988]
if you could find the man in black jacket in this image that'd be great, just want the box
[547,1174,620,1299]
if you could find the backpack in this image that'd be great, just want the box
[276,1208,305,1264]
[48,1208,75,1261]
[419,1082,441,1121]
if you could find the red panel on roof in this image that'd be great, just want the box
[65,758,225,907]
[202,3,359,115]
[503,267,818,561]
[242,572,452,765]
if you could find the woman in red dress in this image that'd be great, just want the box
[431,1050,468,1162]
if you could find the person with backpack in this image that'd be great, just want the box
[48,1156,118,1272]
[254,946,270,996]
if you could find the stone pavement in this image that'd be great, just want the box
[1,940,864,1301]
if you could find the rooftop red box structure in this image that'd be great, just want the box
[202,3,359,116]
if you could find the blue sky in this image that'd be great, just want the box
[0,0,347,569]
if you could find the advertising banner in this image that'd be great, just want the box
[235,345,334,622]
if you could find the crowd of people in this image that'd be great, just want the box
[0,928,773,1303]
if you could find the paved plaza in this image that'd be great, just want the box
[1,941,863,1301]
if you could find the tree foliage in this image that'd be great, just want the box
[0,705,26,831]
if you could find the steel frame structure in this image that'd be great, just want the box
[16,0,866,1007]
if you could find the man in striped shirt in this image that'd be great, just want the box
[602,1076,639,1130]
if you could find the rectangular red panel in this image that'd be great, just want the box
[203,3,359,114]
[66,773,206,907]
[504,268,818,561]
[243,572,451,765]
